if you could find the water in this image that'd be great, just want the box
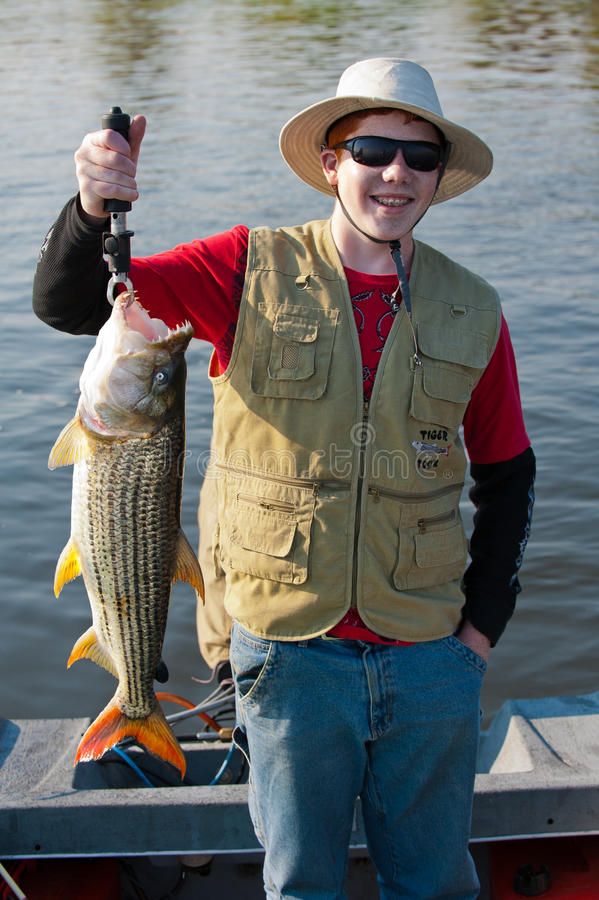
[1,0,598,725]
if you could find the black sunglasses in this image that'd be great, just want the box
[331,136,443,172]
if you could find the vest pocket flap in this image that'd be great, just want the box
[231,516,297,558]
[273,314,319,343]
[414,523,466,568]
[422,366,473,403]
[252,303,339,399]
[418,323,488,368]
[411,363,472,427]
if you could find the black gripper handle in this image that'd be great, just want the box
[102,106,132,213]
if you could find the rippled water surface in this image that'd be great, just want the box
[1,0,598,724]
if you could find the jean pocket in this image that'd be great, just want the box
[230,623,275,704]
[442,634,487,675]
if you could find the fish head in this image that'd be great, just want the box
[78,293,194,437]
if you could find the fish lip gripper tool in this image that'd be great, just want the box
[101,106,135,304]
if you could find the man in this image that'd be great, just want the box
[34,58,535,899]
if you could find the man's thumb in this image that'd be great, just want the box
[129,114,147,163]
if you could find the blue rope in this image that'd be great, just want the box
[209,743,237,785]
[112,744,155,788]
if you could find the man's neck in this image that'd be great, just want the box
[330,204,414,275]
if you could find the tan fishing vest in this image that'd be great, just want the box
[209,219,501,641]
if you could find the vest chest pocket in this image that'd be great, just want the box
[219,472,316,584]
[410,364,473,429]
[251,304,339,400]
[410,323,486,429]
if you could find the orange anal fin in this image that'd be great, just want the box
[75,697,186,779]
[48,415,90,469]
[67,626,118,678]
[173,531,205,602]
[54,537,82,597]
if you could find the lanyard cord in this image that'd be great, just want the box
[389,239,411,316]
[329,138,450,367]
[334,188,421,365]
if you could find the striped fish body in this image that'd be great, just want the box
[50,294,203,778]
[72,417,184,718]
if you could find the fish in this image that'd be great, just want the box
[411,440,450,456]
[48,292,204,779]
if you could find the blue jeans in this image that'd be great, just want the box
[231,623,485,900]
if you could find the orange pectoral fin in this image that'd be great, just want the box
[67,626,118,677]
[54,538,82,597]
[173,531,205,602]
[48,415,90,469]
[75,697,186,779]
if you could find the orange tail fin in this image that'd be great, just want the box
[75,697,186,778]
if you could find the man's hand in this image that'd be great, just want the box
[455,620,491,663]
[74,114,147,220]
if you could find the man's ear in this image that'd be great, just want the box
[320,148,339,189]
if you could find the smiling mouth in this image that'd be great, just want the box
[372,195,412,207]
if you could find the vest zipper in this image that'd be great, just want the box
[417,509,456,534]
[216,462,350,497]
[347,285,412,611]
[368,483,464,504]
[236,493,297,514]
[351,400,370,607]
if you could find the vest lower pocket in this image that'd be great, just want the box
[251,303,339,400]
[219,471,316,584]
[393,510,468,590]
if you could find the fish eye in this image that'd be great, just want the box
[153,368,170,387]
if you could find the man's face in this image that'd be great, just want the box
[321,110,442,245]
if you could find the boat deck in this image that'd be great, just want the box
[2,691,599,896]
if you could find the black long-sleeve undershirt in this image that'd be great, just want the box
[463,446,535,644]
[33,196,112,335]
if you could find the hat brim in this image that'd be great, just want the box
[279,96,493,204]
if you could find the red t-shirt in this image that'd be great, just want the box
[130,225,530,644]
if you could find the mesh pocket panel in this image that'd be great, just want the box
[281,343,300,370]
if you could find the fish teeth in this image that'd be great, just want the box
[150,322,193,344]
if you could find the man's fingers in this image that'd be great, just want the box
[76,144,137,177]
[78,173,139,204]
[74,114,146,218]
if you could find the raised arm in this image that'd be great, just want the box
[33,116,146,335]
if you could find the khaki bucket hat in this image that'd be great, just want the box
[279,58,493,204]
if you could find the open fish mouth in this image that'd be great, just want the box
[76,292,194,438]
[115,292,193,353]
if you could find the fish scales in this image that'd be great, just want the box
[50,293,203,778]
[75,419,184,717]
[78,421,183,717]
